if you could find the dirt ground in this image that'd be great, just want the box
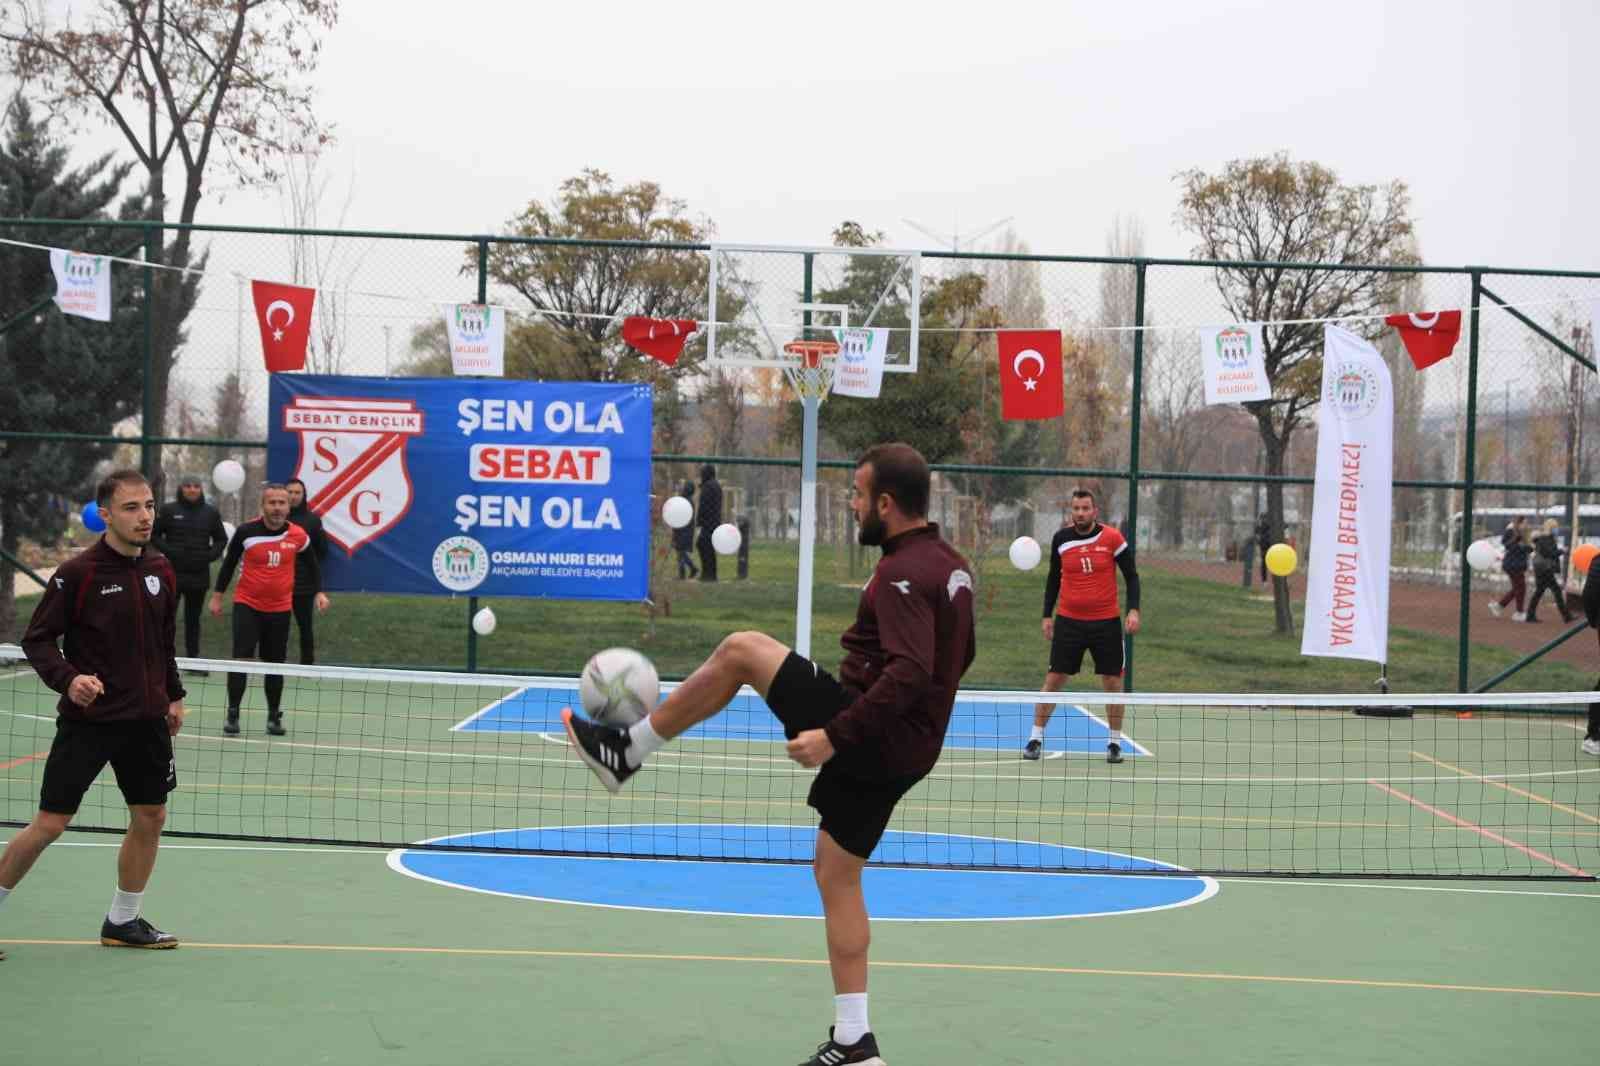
[1145,557,1598,672]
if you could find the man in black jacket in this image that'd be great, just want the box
[1,469,187,954]
[285,479,331,664]
[695,463,723,582]
[151,473,227,667]
[1582,553,1600,757]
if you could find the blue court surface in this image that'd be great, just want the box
[388,825,1216,920]
[453,685,1150,758]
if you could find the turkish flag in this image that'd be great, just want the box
[997,330,1064,420]
[1385,310,1461,370]
[251,280,316,372]
[622,316,698,366]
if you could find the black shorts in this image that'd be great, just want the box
[232,603,291,661]
[39,717,176,814]
[1049,616,1124,676]
[766,652,925,860]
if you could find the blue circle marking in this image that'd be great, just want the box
[388,825,1217,921]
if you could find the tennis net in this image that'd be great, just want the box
[2,645,1595,879]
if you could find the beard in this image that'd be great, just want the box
[857,508,888,547]
[1072,517,1095,534]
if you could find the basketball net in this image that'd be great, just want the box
[782,339,840,401]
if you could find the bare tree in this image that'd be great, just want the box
[2,0,339,486]
[280,150,364,374]
[1176,154,1418,632]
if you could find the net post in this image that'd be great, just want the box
[1457,269,1483,692]
[1124,260,1147,691]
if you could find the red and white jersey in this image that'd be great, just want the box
[215,519,315,613]
[1051,523,1128,621]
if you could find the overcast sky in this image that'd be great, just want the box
[182,0,1596,273]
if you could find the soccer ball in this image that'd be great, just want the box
[578,647,660,728]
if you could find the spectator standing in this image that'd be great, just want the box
[150,473,228,670]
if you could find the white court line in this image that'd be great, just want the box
[448,684,539,732]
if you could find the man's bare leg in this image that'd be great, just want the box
[647,631,791,740]
[1033,671,1068,731]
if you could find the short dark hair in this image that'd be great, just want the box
[96,468,149,507]
[1070,488,1096,505]
[699,464,716,480]
[858,442,930,518]
[260,482,289,497]
[285,478,307,493]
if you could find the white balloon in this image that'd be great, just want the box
[212,459,245,494]
[1009,535,1042,571]
[662,495,693,529]
[1465,539,1501,573]
[711,522,741,555]
[472,607,497,635]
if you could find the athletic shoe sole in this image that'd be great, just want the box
[561,709,625,794]
[99,936,179,949]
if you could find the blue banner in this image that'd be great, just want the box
[267,376,652,600]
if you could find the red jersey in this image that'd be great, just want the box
[215,518,318,613]
[1043,523,1139,622]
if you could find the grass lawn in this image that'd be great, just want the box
[10,540,1586,694]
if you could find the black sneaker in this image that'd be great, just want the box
[1022,739,1043,761]
[223,712,240,736]
[799,1028,885,1066]
[100,915,179,949]
[561,708,637,793]
[266,717,286,736]
[1106,742,1124,764]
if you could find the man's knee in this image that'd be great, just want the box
[128,805,166,833]
[31,810,72,842]
[714,631,788,678]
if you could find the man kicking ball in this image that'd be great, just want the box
[563,443,975,1065]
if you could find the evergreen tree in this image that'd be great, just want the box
[0,97,193,639]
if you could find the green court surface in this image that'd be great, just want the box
[4,658,1600,1063]
[1,836,1597,1065]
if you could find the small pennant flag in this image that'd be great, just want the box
[997,330,1064,420]
[622,316,698,366]
[251,280,316,372]
[1385,310,1461,370]
[442,303,505,376]
[50,249,113,321]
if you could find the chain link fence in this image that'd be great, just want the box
[2,219,1596,691]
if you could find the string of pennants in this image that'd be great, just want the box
[20,239,1598,422]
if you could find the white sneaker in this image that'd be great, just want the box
[1512,612,1527,623]
[1582,738,1600,757]
[1487,601,1503,618]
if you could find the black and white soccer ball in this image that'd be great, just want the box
[578,647,660,728]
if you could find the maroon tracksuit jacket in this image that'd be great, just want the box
[21,538,186,721]
[828,523,976,776]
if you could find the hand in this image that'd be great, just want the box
[314,592,330,613]
[67,673,104,708]
[785,728,835,768]
[208,592,223,617]
[1041,617,1054,640]
[167,701,186,737]
[1124,610,1141,636]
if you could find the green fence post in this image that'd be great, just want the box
[1457,269,1484,692]
[141,223,157,479]
[467,237,490,671]
[1124,261,1147,691]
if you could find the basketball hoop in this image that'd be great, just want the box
[782,339,840,400]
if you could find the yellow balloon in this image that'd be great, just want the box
[1265,542,1298,577]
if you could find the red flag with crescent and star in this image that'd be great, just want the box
[251,280,317,372]
[997,329,1064,420]
[1384,310,1461,370]
[622,316,698,366]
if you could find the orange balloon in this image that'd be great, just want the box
[1573,542,1598,576]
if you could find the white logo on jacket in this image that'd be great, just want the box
[890,579,911,595]
[144,575,161,596]
[100,584,124,596]
[947,570,973,600]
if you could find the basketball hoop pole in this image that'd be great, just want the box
[796,391,820,658]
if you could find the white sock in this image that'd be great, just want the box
[108,888,142,925]
[1029,725,1045,742]
[0,885,10,906]
[834,992,870,1045]
[625,715,667,768]
[1110,730,1125,744]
